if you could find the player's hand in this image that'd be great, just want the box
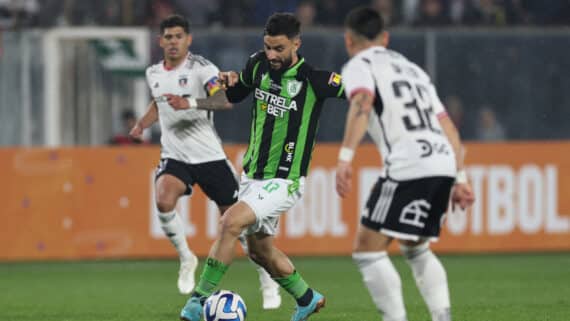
[218,71,239,88]
[451,182,475,211]
[164,93,189,110]
[129,123,144,139]
[335,161,353,198]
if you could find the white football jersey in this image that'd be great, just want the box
[146,53,226,164]
[342,46,456,180]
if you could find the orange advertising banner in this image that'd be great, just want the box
[0,142,568,261]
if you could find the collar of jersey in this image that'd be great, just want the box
[280,56,305,78]
[162,53,190,71]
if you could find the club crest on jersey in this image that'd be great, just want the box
[328,72,342,87]
[179,76,188,87]
[286,80,303,98]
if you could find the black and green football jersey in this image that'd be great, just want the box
[226,51,345,181]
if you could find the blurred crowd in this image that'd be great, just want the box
[1,0,570,30]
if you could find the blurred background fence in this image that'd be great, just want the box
[1,28,570,146]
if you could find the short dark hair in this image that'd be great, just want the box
[264,13,301,39]
[160,14,190,34]
[345,7,384,40]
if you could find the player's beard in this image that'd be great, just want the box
[269,55,293,71]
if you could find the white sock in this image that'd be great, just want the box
[353,252,407,321]
[158,210,194,262]
[238,235,278,291]
[400,243,451,321]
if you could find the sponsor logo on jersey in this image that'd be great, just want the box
[179,75,188,87]
[255,88,298,117]
[153,82,159,88]
[328,72,342,87]
[284,142,295,162]
[269,80,282,91]
[286,80,303,98]
[206,76,221,96]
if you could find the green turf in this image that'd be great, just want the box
[0,253,568,321]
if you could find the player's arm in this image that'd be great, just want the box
[220,70,254,103]
[433,85,475,210]
[130,100,157,139]
[336,91,374,198]
[310,71,346,100]
[439,114,475,210]
[164,89,232,111]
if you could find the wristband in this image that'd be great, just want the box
[456,169,468,184]
[338,147,354,163]
[186,98,198,109]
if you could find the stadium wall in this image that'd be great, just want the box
[0,142,568,261]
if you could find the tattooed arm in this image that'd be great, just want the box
[165,90,233,111]
[335,91,374,198]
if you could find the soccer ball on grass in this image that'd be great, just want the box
[203,290,247,321]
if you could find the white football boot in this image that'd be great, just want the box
[178,254,198,295]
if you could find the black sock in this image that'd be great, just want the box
[296,288,314,307]
[191,292,207,305]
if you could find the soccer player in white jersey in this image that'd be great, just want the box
[129,15,281,308]
[335,7,475,321]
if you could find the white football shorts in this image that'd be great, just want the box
[239,173,305,236]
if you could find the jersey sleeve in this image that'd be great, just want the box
[428,83,448,119]
[198,60,222,97]
[226,51,261,103]
[309,70,345,99]
[341,58,375,100]
[145,67,153,89]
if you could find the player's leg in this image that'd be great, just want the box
[155,159,197,294]
[180,201,256,321]
[397,177,455,321]
[352,177,408,321]
[247,233,325,321]
[352,225,407,321]
[236,232,281,309]
[400,240,451,321]
[195,159,282,309]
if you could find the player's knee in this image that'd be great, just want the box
[219,213,243,237]
[399,241,430,260]
[155,198,176,213]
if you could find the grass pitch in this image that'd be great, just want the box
[0,253,568,321]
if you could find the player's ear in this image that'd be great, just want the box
[158,34,164,48]
[381,31,390,47]
[187,34,193,46]
[293,36,301,51]
[344,31,352,48]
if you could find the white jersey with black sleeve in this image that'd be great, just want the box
[146,53,226,164]
[341,46,456,180]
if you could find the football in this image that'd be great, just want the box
[203,290,247,321]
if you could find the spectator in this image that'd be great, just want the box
[444,95,476,139]
[172,0,219,27]
[0,0,39,29]
[296,0,316,28]
[371,0,402,27]
[476,106,506,141]
[147,0,175,28]
[314,0,343,26]
[463,0,507,26]
[414,0,452,27]
[109,109,148,145]
[401,0,420,24]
